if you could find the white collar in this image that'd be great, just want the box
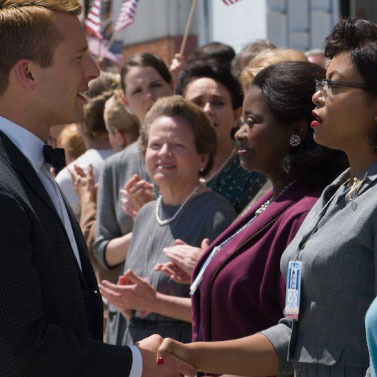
[0,115,45,171]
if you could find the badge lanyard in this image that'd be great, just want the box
[284,178,351,320]
[190,214,258,296]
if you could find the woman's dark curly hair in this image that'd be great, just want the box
[325,18,377,59]
[325,18,377,152]
[252,61,348,186]
[175,58,243,110]
[187,42,236,66]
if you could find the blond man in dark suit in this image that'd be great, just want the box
[0,1,194,376]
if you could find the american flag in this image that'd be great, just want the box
[87,37,122,65]
[114,0,139,33]
[85,0,103,39]
[222,0,243,5]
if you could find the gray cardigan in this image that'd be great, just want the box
[117,191,236,346]
[93,141,149,269]
[262,164,377,376]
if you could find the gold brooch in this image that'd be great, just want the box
[346,173,368,210]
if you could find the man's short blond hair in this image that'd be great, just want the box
[0,0,81,95]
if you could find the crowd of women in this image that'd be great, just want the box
[54,16,377,377]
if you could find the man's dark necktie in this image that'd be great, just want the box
[43,145,66,172]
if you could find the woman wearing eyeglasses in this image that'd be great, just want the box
[156,18,377,377]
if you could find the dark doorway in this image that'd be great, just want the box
[339,0,351,17]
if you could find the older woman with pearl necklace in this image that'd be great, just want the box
[98,96,236,346]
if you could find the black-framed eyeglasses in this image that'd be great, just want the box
[314,79,369,101]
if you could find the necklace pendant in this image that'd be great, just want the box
[345,172,368,210]
[255,199,271,216]
[254,180,297,217]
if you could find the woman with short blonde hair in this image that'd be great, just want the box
[240,48,308,93]
[104,90,140,152]
[56,123,86,164]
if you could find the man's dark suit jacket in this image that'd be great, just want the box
[0,131,132,376]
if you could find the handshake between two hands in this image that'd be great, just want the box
[137,334,195,377]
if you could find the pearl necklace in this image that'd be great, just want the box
[155,184,201,226]
[255,180,297,217]
[204,147,236,183]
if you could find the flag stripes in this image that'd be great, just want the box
[114,0,139,33]
[222,0,243,5]
[87,37,122,64]
[85,0,103,39]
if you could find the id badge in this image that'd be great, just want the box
[284,260,302,320]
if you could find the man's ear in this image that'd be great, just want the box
[12,59,36,91]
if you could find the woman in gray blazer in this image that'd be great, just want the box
[156,18,377,377]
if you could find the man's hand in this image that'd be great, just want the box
[137,334,196,377]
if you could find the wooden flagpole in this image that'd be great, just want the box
[96,37,103,64]
[179,0,198,55]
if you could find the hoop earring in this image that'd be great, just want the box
[289,134,301,147]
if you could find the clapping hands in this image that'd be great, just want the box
[155,238,209,284]
[69,164,98,205]
[98,269,156,320]
[120,174,154,219]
